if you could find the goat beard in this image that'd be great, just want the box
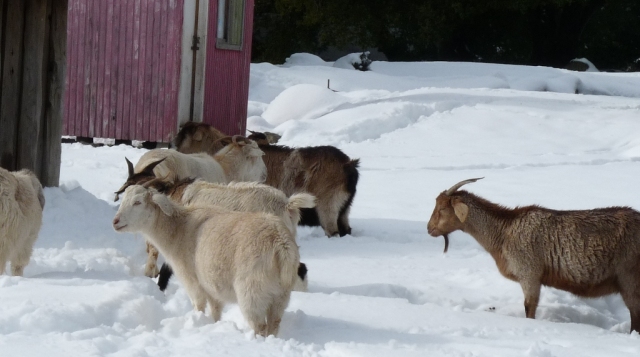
[443,234,449,253]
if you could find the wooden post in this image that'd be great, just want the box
[0,0,26,170]
[41,0,67,187]
[0,0,66,186]
[18,0,51,177]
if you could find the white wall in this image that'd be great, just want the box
[177,0,210,127]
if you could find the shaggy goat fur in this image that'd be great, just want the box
[143,178,314,292]
[177,124,359,237]
[115,137,267,201]
[173,121,227,155]
[113,185,299,337]
[0,168,44,276]
[114,138,267,278]
[427,178,640,333]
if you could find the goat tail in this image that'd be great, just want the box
[287,193,316,211]
[286,193,316,227]
[275,238,300,290]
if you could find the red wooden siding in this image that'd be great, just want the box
[202,0,254,135]
[64,0,184,142]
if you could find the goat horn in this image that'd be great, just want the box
[141,158,166,175]
[142,176,162,189]
[232,135,248,146]
[125,157,134,178]
[142,173,172,189]
[445,177,484,196]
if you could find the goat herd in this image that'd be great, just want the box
[1,122,640,337]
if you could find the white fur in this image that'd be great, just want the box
[137,142,266,184]
[126,141,267,278]
[114,185,300,337]
[182,180,315,236]
[152,180,315,291]
[0,168,44,276]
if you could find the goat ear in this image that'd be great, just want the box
[452,199,469,223]
[151,193,175,216]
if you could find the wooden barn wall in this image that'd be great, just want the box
[64,0,184,142]
[202,0,254,135]
[0,0,67,187]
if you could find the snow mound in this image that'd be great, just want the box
[283,53,330,67]
[333,52,370,70]
[261,84,349,126]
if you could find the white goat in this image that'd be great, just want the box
[0,168,44,276]
[114,135,267,201]
[183,180,315,237]
[114,136,267,278]
[113,184,299,337]
[145,178,315,292]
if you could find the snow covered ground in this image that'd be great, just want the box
[2,54,640,356]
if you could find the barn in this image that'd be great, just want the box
[63,0,254,144]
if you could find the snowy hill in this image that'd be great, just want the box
[2,55,640,356]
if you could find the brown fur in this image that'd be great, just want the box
[173,122,227,155]
[427,182,640,333]
[175,123,360,237]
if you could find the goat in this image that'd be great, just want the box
[113,184,299,337]
[176,123,360,237]
[114,135,267,201]
[143,177,315,292]
[0,168,45,276]
[114,136,267,278]
[247,130,281,145]
[173,121,228,155]
[427,178,640,333]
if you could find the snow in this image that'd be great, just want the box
[3,55,640,356]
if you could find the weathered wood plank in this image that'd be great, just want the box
[148,0,161,141]
[41,0,67,187]
[129,0,140,139]
[93,0,105,138]
[134,0,148,140]
[108,0,121,139]
[100,0,114,137]
[121,0,135,140]
[87,0,99,137]
[0,0,4,73]
[18,0,51,175]
[74,0,91,136]
[63,0,79,135]
[114,0,127,140]
[0,0,25,171]
[154,0,168,142]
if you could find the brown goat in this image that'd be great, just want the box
[176,124,360,237]
[427,178,640,333]
[173,121,227,155]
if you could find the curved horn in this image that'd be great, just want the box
[231,135,248,146]
[125,157,134,178]
[142,173,172,191]
[140,158,166,175]
[445,177,484,196]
